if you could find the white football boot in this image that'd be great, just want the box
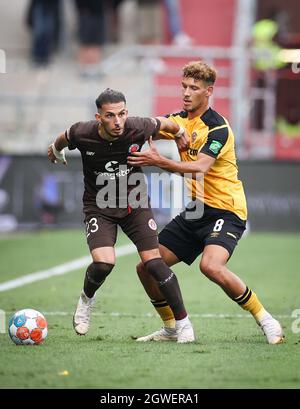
[136,317,195,343]
[176,316,195,344]
[257,312,284,344]
[73,291,95,335]
[136,326,177,342]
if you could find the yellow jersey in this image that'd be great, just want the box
[160,108,247,220]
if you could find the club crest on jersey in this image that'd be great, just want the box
[128,144,140,154]
[105,161,119,172]
[148,218,157,231]
[191,131,197,144]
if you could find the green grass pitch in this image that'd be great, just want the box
[0,229,299,389]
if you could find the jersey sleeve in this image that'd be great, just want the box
[65,122,81,151]
[158,115,178,140]
[142,117,161,141]
[200,125,229,159]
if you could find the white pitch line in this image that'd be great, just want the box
[3,311,292,319]
[0,243,136,292]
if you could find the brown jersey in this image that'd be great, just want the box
[65,117,160,214]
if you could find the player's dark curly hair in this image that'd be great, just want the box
[183,61,217,85]
[95,88,126,109]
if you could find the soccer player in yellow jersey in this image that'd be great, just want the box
[128,61,284,344]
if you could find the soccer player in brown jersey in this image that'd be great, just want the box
[47,88,195,343]
[128,61,284,345]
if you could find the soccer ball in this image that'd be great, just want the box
[8,309,48,345]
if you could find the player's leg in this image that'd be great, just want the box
[136,210,199,303]
[73,215,117,335]
[127,209,199,342]
[137,244,179,294]
[83,246,115,298]
[136,244,179,340]
[121,207,195,343]
[138,247,195,343]
[200,215,284,344]
[200,245,246,298]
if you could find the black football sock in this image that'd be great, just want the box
[144,258,187,320]
[84,262,114,298]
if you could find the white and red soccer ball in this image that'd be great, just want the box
[8,309,48,345]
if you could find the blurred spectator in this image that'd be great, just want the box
[276,109,300,138]
[136,0,193,73]
[269,8,290,45]
[163,0,193,46]
[251,19,287,132]
[118,0,192,46]
[252,19,285,71]
[107,0,126,43]
[135,0,193,45]
[74,0,106,77]
[136,0,162,44]
[26,0,62,66]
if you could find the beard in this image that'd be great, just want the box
[104,125,123,138]
[183,101,205,113]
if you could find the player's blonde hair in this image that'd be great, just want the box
[183,61,217,85]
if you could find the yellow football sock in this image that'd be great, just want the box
[234,287,266,321]
[151,300,175,328]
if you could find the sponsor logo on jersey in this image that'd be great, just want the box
[209,140,223,155]
[210,232,220,238]
[148,218,157,231]
[128,144,140,154]
[94,165,133,180]
[188,148,198,156]
[86,151,95,156]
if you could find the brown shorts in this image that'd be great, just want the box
[84,207,159,252]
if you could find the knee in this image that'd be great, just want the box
[136,262,147,279]
[144,258,175,287]
[200,258,224,284]
[87,261,114,285]
[144,258,164,278]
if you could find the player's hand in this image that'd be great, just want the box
[47,143,67,165]
[48,144,57,164]
[127,137,161,167]
[175,130,189,151]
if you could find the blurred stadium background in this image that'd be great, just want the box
[0,0,300,387]
[0,0,300,231]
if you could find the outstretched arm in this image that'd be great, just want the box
[127,136,215,178]
[156,116,183,135]
[153,116,189,151]
[47,133,68,165]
